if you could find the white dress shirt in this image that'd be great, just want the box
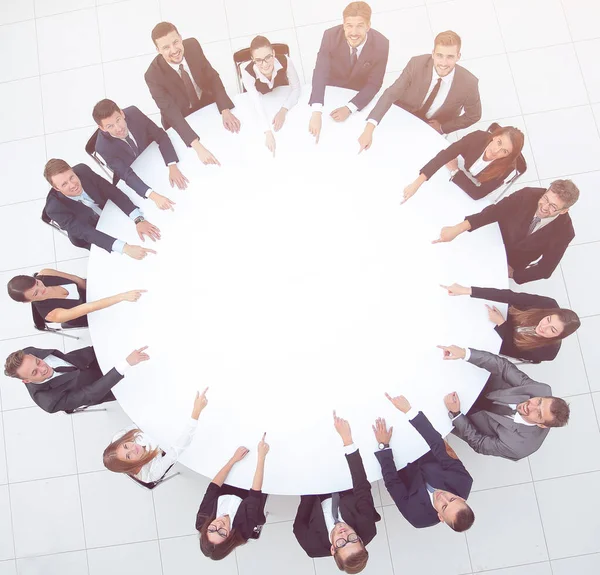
[240,55,301,132]
[216,493,243,522]
[321,443,357,535]
[36,353,130,383]
[531,213,559,234]
[168,58,203,101]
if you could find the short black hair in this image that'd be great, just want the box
[92,99,121,126]
[451,505,475,532]
[151,22,179,45]
[547,397,570,427]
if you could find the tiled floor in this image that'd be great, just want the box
[0,0,599,573]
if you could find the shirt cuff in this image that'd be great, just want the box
[346,102,357,113]
[464,348,471,361]
[451,412,463,422]
[404,407,419,421]
[144,189,152,198]
[311,103,323,112]
[129,208,143,221]
[167,162,176,166]
[112,239,126,254]
[114,359,131,375]
[344,443,358,455]
[367,118,378,126]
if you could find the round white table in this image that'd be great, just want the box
[87,85,507,495]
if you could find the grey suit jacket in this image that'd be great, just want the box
[452,349,551,461]
[367,54,481,134]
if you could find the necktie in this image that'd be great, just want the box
[471,396,516,418]
[179,63,200,108]
[425,483,436,494]
[331,492,341,524]
[528,216,541,235]
[54,365,78,373]
[416,78,442,119]
[350,47,358,68]
[124,135,139,157]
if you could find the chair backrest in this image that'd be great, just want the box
[31,304,48,332]
[127,463,176,490]
[233,43,290,93]
[85,129,118,184]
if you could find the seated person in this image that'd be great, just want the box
[293,410,380,574]
[241,35,301,156]
[439,345,570,460]
[196,434,270,560]
[43,159,160,260]
[433,181,580,284]
[374,394,474,532]
[3,345,149,414]
[308,2,389,143]
[441,283,580,363]
[7,268,145,328]
[402,126,525,202]
[103,388,208,483]
[93,99,189,210]
[145,21,240,166]
[359,30,481,152]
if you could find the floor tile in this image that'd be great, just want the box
[290,0,346,27]
[0,418,7,485]
[160,534,238,575]
[36,8,101,74]
[0,77,44,144]
[41,65,105,134]
[529,394,600,480]
[578,316,600,392]
[0,561,16,575]
[34,0,95,18]
[536,471,600,558]
[594,393,600,425]
[235,520,316,575]
[561,242,600,317]
[264,493,302,523]
[97,0,160,63]
[79,470,157,548]
[3,407,77,482]
[525,106,600,179]
[561,0,600,41]
[201,40,241,99]
[87,541,162,575]
[552,553,600,575]
[224,0,294,39]
[494,0,570,51]
[159,0,230,44]
[427,0,505,59]
[16,550,89,575]
[466,483,548,571]
[53,228,92,262]
[383,505,471,574]
[0,137,48,207]
[509,44,587,115]
[0,486,14,561]
[0,20,38,83]
[10,475,85,557]
[0,1,33,25]
[575,39,600,103]
[474,563,551,575]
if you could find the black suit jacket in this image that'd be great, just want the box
[293,449,381,558]
[95,105,178,198]
[145,38,234,147]
[375,412,473,529]
[465,187,575,284]
[421,130,516,200]
[23,346,122,414]
[44,163,138,253]
[470,287,561,362]
[309,25,389,111]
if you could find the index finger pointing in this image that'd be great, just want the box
[262,432,266,441]
[145,248,158,254]
[138,345,149,352]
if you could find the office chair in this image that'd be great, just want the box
[85,129,119,184]
[31,300,80,341]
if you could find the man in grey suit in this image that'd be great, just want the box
[438,345,570,461]
[358,30,481,152]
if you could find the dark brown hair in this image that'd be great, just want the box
[342,2,371,21]
[250,35,272,53]
[4,350,25,378]
[334,545,369,573]
[451,505,475,532]
[198,515,248,560]
[92,99,121,126]
[477,127,525,183]
[509,307,580,351]
[547,398,570,428]
[43,158,71,186]
[103,429,160,475]
[434,30,461,53]
[7,275,36,302]
[151,22,179,45]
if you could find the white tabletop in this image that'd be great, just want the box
[87,85,507,495]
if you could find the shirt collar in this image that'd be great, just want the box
[514,412,537,427]
[253,56,283,84]
[168,57,187,72]
[348,34,368,56]
[432,66,455,84]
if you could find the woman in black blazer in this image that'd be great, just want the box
[7,268,145,327]
[197,434,270,560]
[403,126,525,202]
[441,283,580,362]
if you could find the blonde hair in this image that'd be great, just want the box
[434,30,461,53]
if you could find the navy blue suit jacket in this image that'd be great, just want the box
[95,105,178,198]
[44,163,138,253]
[375,412,473,528]
[309,25,389,111]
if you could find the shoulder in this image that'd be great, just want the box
[455,64,480,85]
[145,54,163,79]
[72,163,94,179]
[123,105,144,118]
[368,28,389,47]
[183,37,202,52]
[411,54,432,67]
[323,25,343,42]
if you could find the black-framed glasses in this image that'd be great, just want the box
[335,533,361,549]
[207,525,228,538]
[540,193,561,213]
[253,53,274,66]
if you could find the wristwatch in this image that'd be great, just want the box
[378,442,390,450]
[134,216,145,225]
[448,410,461,419]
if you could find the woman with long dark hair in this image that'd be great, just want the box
[441,283,580,362]
[402,126,525,202]
[196,434,270,560]
[7,268,144,328]
[103,388,208,483]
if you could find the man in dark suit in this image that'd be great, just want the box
[434,180,580,284]
[3,345,149,414]
[374,393,475,532]
[308,2,389,143]
[43,159,160,260]
[93,99,189,211]
[359,30,481,152]
[439,345,570,461]
[145,21,240,166]
[293,411,380,574]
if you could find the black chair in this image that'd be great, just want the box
[67,406,107,415]
[31,302,80,341]
[85,129,119,185]
[127,462,180,490]
[486,122,527,203]
[233,43,290,94]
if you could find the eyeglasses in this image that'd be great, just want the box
[540,193,561,213]
[253,53,274,66]
[207,525,228,538]
[335,533,361,549]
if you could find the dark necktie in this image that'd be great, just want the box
[54,365,78,373]
[416,78,442,119]
[350,47,358,69]
[124,135,139,157]
[425,483,436,494]
[179,63,200,108]
[331,492,341,524]
[471,396,516,418]
[528,216,541,235]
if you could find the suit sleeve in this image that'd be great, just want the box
[374,448,409,507]
[465,187,523,231]
[345,450,377,516]
[470,287,558,310]
[84,165,138,217]
[512,237,572,284]
[420,132,476,179]
[188,39,233,112]
[440,78,482,134]
[144,111,179,166]
[196,482,221,530]
[450,170,505,200]
[451,413,520,460]
[292,495,318,552]
[99,143,150,199]
[235,490,265,540]
[308,31,332,106]
[349,37,389,111]
[367,59,415,123]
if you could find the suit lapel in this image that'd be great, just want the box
[349,34,374,81]
[158,54,188,103]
